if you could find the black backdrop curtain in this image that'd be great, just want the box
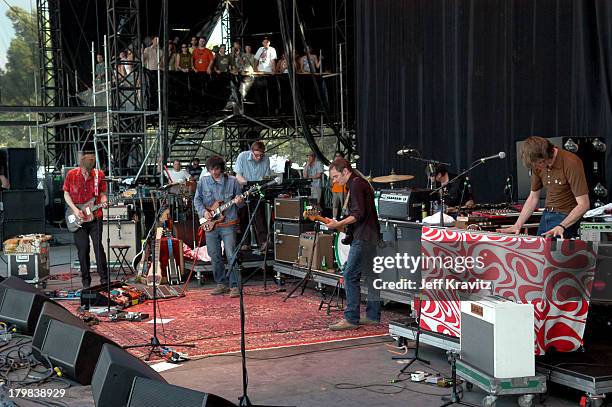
[355,0,612,203]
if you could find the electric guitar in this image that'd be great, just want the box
[199,183,261,232]
[65,189,136,232]
[303,209,354,245]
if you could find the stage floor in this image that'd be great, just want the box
[0,243,593,406]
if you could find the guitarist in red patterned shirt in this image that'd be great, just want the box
[63,153,109,288]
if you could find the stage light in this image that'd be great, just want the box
[594,183,608,197]
[592,138,607,152]
[564,138,579,153]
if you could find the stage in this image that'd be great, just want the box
[0,241,600,407]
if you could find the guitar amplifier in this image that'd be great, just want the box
[274,233,300,264]
[378,189,431,221]
[297,232,334,271]
[274,221,314,237]
[460,297,534,378]
[90,221,141,265]
[580,222,612,242]
[274,197,311,221]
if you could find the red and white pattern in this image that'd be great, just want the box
[418,226,596,355]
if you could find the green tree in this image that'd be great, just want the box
[0,6,38,147]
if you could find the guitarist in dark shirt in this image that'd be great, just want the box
[63,153,109,288]
[325,158,381,331]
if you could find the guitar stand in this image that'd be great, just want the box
[318,279,344,315]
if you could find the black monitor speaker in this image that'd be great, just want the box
[0,277,48,334]
[0,147,37,190]
[127,377,236,407]
[92,344,167,407]
[32,301,89,358]
[37,318,113,384]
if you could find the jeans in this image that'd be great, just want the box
[343,239,381,324]
[74,219,108,287]
[537,210,580,238]
[206,226,238,288]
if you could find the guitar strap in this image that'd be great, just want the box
[93,168,99,197]
[341,190,350,217]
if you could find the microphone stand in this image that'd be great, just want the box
[402,155,450,190]
[430,159,488,227]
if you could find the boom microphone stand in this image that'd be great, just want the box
[124,191,194,360]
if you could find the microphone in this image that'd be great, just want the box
[397,148,418,156]
[479,152,506,162]
[257,176,282,190]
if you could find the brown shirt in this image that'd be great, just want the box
[346,173,380,244]
[530,149,588,214]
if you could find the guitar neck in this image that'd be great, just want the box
[215,188,254,214]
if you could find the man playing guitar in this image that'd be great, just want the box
[325,158,381,331]
[63,152,109,288]
[194,155,244,297]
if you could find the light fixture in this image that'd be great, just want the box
[594,183,608,197]
[592,138,607,153]
[564,138,579,153]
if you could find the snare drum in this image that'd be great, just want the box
[334,232,351,271]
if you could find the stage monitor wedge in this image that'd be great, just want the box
[92,344,167,407]
[32,301,89,358]
[0,277,48,334]
[127,377,237,407]
[38,318,114,385]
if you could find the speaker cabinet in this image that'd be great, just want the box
[37,318,113,384]
[0,190,45,220]
[274,233,300,264]
[32,301,88,357]
[0,148,37,190]
[127,377,236,407]
[92,344,167,407]
[0,277,48,334]
[297,232,334,271]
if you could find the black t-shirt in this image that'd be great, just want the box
[188,165,203,179]
[441,173,474,207]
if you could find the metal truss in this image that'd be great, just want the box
[37,0,67,170]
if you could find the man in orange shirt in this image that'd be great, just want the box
[331,151,347,219]
[192,38,214,73]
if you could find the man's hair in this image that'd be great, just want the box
[251,141,265,153]
[192,157,200,163]
[334,151,345,158]
[434,164,448,176]
[329,157,352,173]
[521,136,555,169]
[206,155,226,172]
[173,159,180,164]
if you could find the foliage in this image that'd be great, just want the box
[0,7,38,148]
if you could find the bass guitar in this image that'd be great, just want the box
[65,189,136,232]
[303,209,354,245]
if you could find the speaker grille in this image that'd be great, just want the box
[128,377,209,407]
[42,321,83,371]
[0,288,31,327]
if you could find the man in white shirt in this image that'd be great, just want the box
[167,159,190,183]
[254,38,277,73]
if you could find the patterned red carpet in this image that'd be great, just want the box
[66,286,403,360]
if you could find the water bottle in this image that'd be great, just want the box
[321,256,328,271]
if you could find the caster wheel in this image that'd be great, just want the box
[518,394,535,407]
[482,395,497,407]
[465,382,474,392]
[587,396,604,407]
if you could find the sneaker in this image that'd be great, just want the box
[329,319,359,331]
[210,284,230,295]
[229,287,240,298]
[359,317,381,326]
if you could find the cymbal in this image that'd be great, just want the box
[371,174,414,183]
